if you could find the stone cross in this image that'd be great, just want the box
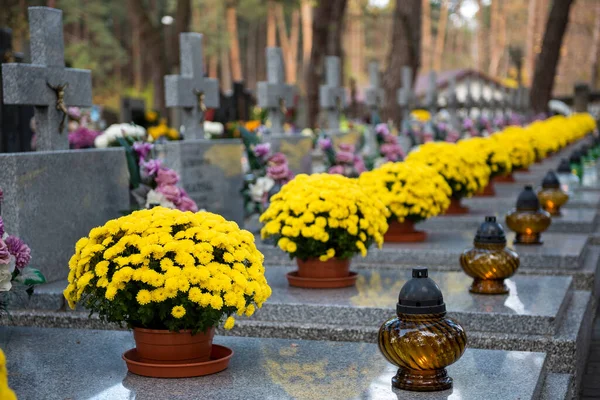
[365,61,384,117]
[165,33,219,140]
[319,56,346,131]
[1,7,92,151]
[425,71,437,115]
[464,76,475,115]
[257,47,294,134]
[447,76,460,131]
[397,66,414,127]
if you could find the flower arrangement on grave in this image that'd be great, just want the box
[120,141,198,212]
[372,123,406,167]
[0,349,16,400]
[147,118,180,141]
[260,174,389,288]
[240,127,294,218]
[64,207,271,377]
[458,137,512,195]
[359,162,451,242]
[67,107,101,149]
[94,123,146,148]
[491,127,536,171]
[0,191,46,313]
[318,137,367,177]
[405,142,490,214]
[410,109,431,122]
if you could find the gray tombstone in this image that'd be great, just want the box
[1,7,92,151]
[319,56,346,131]
[257,47,294,134]
[165,33,219,140]
[0,148,129,282]
[447,76,460,131]
[365,61,384,118]
[155,139,244,225]
[465,76,475,115]
[425,71,438,116]
[574,83,590,113]
[397,66,414,128]
[267,135,312,175]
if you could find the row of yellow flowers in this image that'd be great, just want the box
[261,113,596,261]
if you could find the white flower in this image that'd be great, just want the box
[145,189,175,209]
[204,121,224,135]
[249,177,275,203]
[95,124,146,148]
[0,257,15,292]
[301,128,313,137]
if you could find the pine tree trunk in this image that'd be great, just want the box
[306,0,348,128]
[590,4,600,90]
[301,0,313,70]
[489,1,506,77]
[382,0,421,126]
[525,0,538,85]
[221,44,232,93]
[421,0,432,72]
[289,9,300,84]
[530,0,576,113]
[171,0,191,72]
[476,0,486,72]
[226,2,243,83]
[267,0,277,47]
[432,0,449,72]
[246,20,258,89]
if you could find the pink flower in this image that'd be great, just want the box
[176,195,198,212]
[335,151,354,164]
[0,240,11,265]
[328,165,345,175]
[318,138,332,150]
[375,123,390,137]
[155,168,180,186]
[354,157,366,174]
[338,143,355,153]
[253,143,271,159]
[157,185,182,204]
[133,142,153,160]
[5,236,30,270]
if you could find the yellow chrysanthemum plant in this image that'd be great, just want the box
[405,142,490,213]
[64,207,271,335]
[491,126,536,171]
[358,162,452,242]
[260,174,389,287]
[0,349,17,400]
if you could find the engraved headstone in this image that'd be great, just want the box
[319,56,346,131]
[156,139,244,224]
[1,7,92,151]
[165,33,219,139]
[257,47,294,134]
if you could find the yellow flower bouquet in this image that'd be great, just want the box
[64,208,270,332]
[492,127,536,170]
[260,174,388,287]
[359,162,451,242]
[405,142,490,201]
[0,349,16,400]
[458,137,512,179]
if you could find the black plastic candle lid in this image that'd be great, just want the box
[397,267,446,315]
[474,216,507,245]
[515,185,541,211]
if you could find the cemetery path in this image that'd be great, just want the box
[582,304,600,399]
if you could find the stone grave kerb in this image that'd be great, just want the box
[257,47,295,134]
[319,56,346,131]
[165,32,219,140]
[1,7,92,151]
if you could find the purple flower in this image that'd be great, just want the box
[155,168,180,186]
[68,126,100,149]
[0,217,4,238]
[175,194,198,212]
[0,187,4,203]
[353,156,366,174]
[335,151,355,164]
[318,138,332,151]
[253,143,271,159]
[68,107,82,119]
[0,239,11,265]
[462,118,474,130]
[375,123,390,137]
[133,142,153,161]
[141,159,162,177]
[5,236,31,270]
[267,153,293,182]
[328,165,345,175]
[338,143,355,153]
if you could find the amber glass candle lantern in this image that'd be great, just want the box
[537,171,569,216]
[505,185,551,245]
[460,216,520,294]
[378,267,467,392]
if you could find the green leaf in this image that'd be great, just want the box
[116,137,142,189]
[13,267,46,286]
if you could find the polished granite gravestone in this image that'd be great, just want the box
[1,326,567,400]
[266,134,313,175]
[0,148,129,283]
[419,207,598,234]
[464,190,600,210]
[155,139,244,225]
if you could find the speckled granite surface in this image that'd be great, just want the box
[464,191,600,210]
[1,326,550,400]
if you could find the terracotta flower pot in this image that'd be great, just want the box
[133,327,215,363]
[493,174,515,183]
[515,167,529,173]
[475,182,496,197]
[385,220,427,243]
[444,198,469,215]
[287,258,357,288]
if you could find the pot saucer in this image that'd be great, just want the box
[286,271,358,289]
[123,344,233,378]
